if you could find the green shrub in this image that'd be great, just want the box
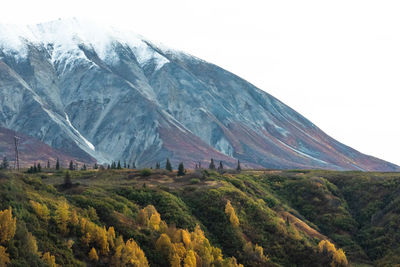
[140,168,152,177]
[190,178,200,184]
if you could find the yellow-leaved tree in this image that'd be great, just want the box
[183,250,196,267]
[243,241,270,265]
[0,207,16,244]
[0,246,10,266]
[42,252,57,267]
[225,201,239,228]
[137,205,165,231]
[112,238,149,267]
[89,247,99,262]
[54,200,70,235]
[30,200,50,222]
[318,240,348,267]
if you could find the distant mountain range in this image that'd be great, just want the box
[0,18,398,171]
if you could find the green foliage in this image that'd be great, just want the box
[190,178,200,184]
[140,168,152,177]
[0,169,399,266]
[177,162,185,176]
[165,158,172,172]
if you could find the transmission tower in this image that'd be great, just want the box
[14,133,20,171]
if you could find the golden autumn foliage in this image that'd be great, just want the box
[89,247,99,262]
[54,201,69,235]
[79,217,111,255]
[243,241,270,263]
[225,201,239,228]
[137,205,164,231]
[183,250,196,267]
[156,223,243,267]
[318,240,348,267]
[42,252,58,267]
[26,232,39,256]
[0,246,10,266]
[112,238,149,267]
[70,209,79,226]
[30,200,50,222]
[0,207,16,244]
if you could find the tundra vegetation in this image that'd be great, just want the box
[0,165,399,266]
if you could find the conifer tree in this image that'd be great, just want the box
[64,172,72,188]
[94,163,98,169]
[33,163,37,173]
[47,160,50,169]
[56,158,60,170]
[124,161,127,168]
[69,160,74,171]
[37,163,41,172]
[236,160,241,172]
[209,158,216,170]
[82,164,87,171]
[166,158,172,172]
[177,162,185,176]
[117,160,121,169]
[132,162,136,169]
[1,157,9,170]
[156,162,160,169]
[218,161,224,173]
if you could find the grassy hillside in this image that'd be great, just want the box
[0,168,398,266]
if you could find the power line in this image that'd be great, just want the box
[14,133,20,171]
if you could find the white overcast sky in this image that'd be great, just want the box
[2,0,400,165]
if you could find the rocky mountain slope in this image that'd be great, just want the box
[0,18,398,171]
[0,127,95,167]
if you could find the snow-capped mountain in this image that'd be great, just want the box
[0,18,398,171]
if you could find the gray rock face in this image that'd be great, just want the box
[0,18,398,171]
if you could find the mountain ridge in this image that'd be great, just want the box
[0,18,398,171]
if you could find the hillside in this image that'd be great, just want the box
[0,167,399,266]
[0,18,399,171]
[0,126,96,168]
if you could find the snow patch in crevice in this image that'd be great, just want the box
[215,137,233,156]
[277,140,328,165]
[65,113,95,151]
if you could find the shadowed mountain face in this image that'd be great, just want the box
[0,18,398,171]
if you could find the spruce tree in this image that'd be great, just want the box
[218,161,224,172]
[64,172,72,188]
[236,160,241,172]
[209,158,216,170]
[47,160,50,169]
[56,158,60,170]
[69,160,74,171]
[132,162,136,169]
[117,160,121,169]
[124,161,127,168]
[1,157,9,169]
[37,163,41,172]
[165,158,172,172]
[177,162,185,176]
[33,163,37,173]
[94,163,98,169]
[155,162,160,169]
[82,164,87,171]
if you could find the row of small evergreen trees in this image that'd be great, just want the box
[1,155,242,174]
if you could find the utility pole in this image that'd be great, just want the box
[14,133,20,171]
